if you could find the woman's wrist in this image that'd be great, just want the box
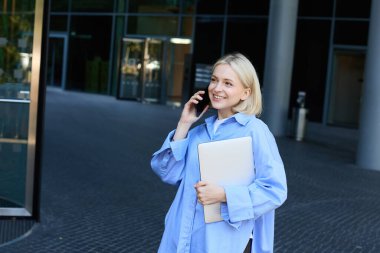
[173,122,192,141]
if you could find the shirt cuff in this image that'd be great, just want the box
[220,203,242,229]
[152,130,189,161]
[224,185,254,223]
[169,136,189,161]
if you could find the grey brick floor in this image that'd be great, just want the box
[1,87,380,253]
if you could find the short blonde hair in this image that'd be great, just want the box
[212,53,262,116]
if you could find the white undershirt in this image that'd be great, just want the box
[213,117,229,134]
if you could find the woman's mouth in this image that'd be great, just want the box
[213,94,223,99]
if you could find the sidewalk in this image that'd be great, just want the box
[1,87,380,253]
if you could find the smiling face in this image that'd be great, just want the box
[208,64,251,119]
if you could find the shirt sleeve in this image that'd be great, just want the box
[221,123,287,224]
[151,130,190,185]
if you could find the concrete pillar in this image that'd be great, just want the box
[262,0,299,136]
[356,0,380,171]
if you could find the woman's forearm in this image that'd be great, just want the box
[173,121,192,141]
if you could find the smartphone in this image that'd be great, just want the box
[195,89,210,116]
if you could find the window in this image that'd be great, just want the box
[127,16,178,36]
[335,0,371,18]
[225,18,268,79]
[193,17,224,63]
[71,0,114,12]
[298,0,333,17]
[128,0,180,13]
[196,0,226,15]
[334,21,369,46]
[228,0,269,16]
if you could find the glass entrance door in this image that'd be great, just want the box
[119,38,144,100]
[118,38,164,103]
[118,37,193,105]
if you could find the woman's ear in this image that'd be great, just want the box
[241,88,251,101]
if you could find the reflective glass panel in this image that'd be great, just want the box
[228,0,269,15]
[196,0,226,14]
[50,0,69,12]
[0,0,35,210]
[225,17,268,78]
[119,38,164,103]
[193,17,223,63]
[335,0,371,18]
[67,16,112,94]
[298,0,333,17]
[165,40,191,106]
[181,17,193,37]
[127,16,178,36]
[71,0,114,12]
[334,21,369,46]
[291,20,331,122]
[128,0,180,13]
[49,15,67,31]
[119,38,144,99]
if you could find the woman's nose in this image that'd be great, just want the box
[213,82,223,91]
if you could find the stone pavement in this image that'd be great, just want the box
[1,88,380,253]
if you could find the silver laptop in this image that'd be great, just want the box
[198,136,255,223]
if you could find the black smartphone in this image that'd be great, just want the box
[195,89,210,115]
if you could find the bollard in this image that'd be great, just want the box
[292,91,308,141]
[293,107,308,141]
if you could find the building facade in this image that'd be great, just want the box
[48,0,371,127]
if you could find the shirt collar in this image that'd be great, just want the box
[205,112,252,127]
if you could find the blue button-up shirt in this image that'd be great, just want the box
[151,113,287,253]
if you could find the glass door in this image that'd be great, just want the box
[118,37,193,105]
[47,33,68,89]
[165,39,192,107]
[118,37,164,103]
[119,38,144,100]
[0,0,46,217]
[143,38,163,103]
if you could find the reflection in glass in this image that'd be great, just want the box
[119,38,164,103]
[0,0,35,211]
[143,39,163,103]
[119,38,144,99]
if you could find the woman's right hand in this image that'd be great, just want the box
[180,90,209,124]
[173,90,209,141]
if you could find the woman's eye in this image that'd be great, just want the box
[211,77,216,83]
[225,82,232,87]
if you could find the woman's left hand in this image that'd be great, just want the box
[194,181,226,205]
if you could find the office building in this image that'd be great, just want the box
[1,0,380,219]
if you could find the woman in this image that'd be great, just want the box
[151,52,287,253]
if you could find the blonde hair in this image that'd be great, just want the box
[212,53,262,116]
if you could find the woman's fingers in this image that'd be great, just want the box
[190,90,206,103]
